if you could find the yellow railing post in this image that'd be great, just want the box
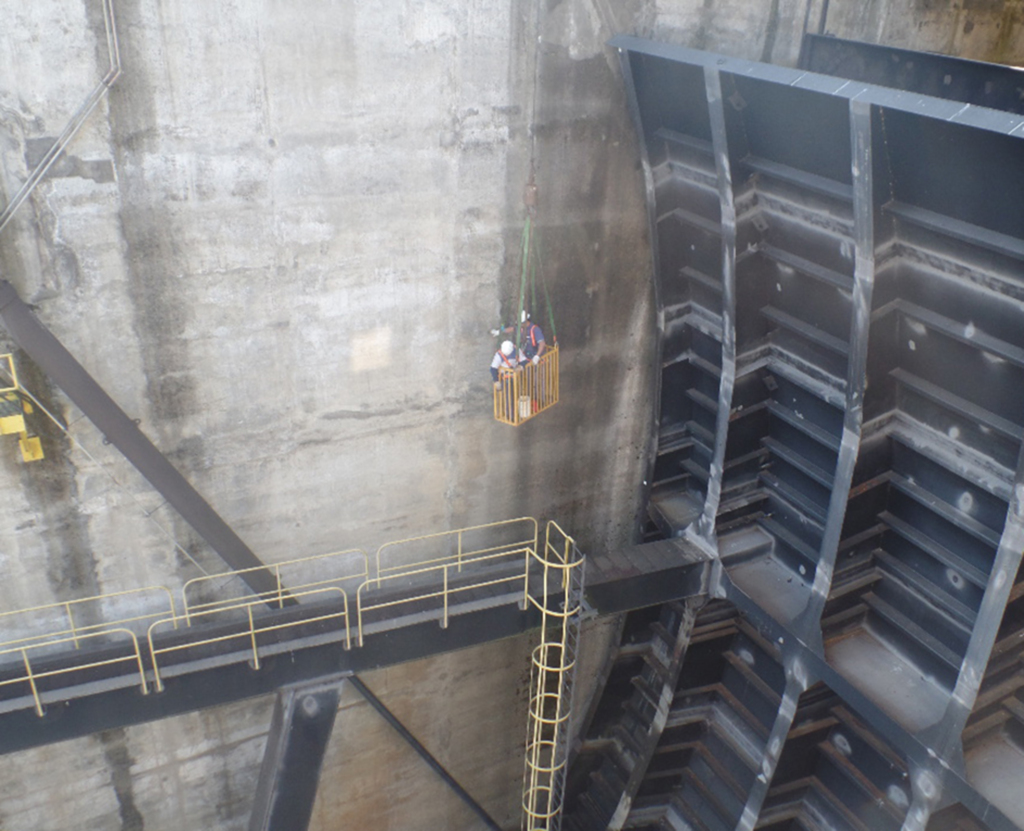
[443,565,449,629]
[21,648,43,717]
[523,547,531,610]
[163,587,179,630]
[247,606,260,670]
[148,623,164,692]
[357,584,366,647]
[127,632,149,696]
[342,594,351,650]
[65,602,79,649]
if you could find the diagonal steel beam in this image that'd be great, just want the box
[349,675,503,831]
[0,280,278,597]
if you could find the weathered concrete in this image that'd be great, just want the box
[0,695,274,830]
[0,0,1019,828]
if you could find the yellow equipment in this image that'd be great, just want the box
[0,354,44,461]
[493,345,560,426]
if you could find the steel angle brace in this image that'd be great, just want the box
[350,675,502,831]
[0,281,279,598]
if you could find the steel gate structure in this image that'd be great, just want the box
[561,35,1024,831]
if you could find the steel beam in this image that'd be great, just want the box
[249,679,343,831]
[0,545,713,757]
[792,96,878,648]
[925,440,1024,758]
[0,593,546,755]
[616,43,671,546]
[609,35,1024,138]
[350,676,502,831]
[800,33,1024,116]
[0,280,278,597]
[694,65,737,548]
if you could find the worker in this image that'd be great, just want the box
[491,340,525,388]
[492,340,527,422]
[490,312,546,364]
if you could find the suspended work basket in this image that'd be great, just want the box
[492,178,559,427]
[493,344,559,426]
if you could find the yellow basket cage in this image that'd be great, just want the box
[493,345,559,426]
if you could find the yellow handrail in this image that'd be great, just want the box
[147,586,351,692]
[357,546,531,647]
[494,345,559,426]
[182,548,369,621]
[0,353,19,392]
[0,516,585,733]
[0,628,148,716]
[0,586,178,653]
[375,517,538,588]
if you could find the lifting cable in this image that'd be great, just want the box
[513,179,557,353]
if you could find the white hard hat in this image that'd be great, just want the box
[501,340,515,356]
[521,310,530,322]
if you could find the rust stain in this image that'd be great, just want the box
[989,0,1024,64]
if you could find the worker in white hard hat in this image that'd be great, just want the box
[490,311,546,364]
[490,340,526,389]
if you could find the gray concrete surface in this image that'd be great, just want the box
[0,0,1018,828]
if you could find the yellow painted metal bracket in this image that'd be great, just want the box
[0,354,43,461]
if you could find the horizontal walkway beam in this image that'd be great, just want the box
[0,551,710,755]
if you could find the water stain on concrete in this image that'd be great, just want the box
[98,728,145,831]
[24,138,116,184]
[4,350,104,604]
[760,0,782,63]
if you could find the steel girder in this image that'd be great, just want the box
[800,34,1024,116]
[0,594,545,755]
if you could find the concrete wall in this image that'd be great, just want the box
[0,0,1019,829]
